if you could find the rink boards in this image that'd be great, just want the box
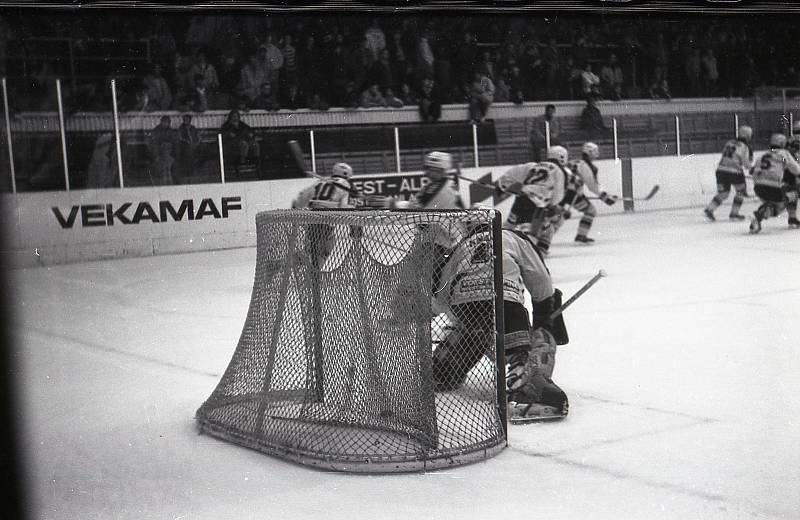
[0,151,743,267]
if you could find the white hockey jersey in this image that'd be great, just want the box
[497,161,566,208]
[292,176,356,209]
[753,149,800,189]
[716,139,753,176]
[436,228,553,309]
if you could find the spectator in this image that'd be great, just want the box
[599,54,624,101]
[468,71,495,123]
[701,48,719,96]
[384,87,404,108]
[360,83,387,108]
[529,104,561,162]
[328,39,350,106]
[149,140,175,186]
[240,52,268,103]
[308,93,330,111]
[221,109,259,165]
[399,83,418,106]
[495,78,511,103]
[364,18,386,62]
[342,80,360,109]
[188,51,219,92]
[649,78,672,100]
[580,62,601,99]
[281,34,297,93]
[283,83,303,110]
[416,35,435,85]
[685,48,702,97]
[253,82,280,111]
[418,78,441,122]
[128,87,152,112]
[453,32,478,88]
[261,35,284,92]
[146,115,177,161]
[477,50,496,81]
[368,48,395,91]
[580,95,608,137]
[216,51,241,108]
[649,33,669,84]
[183,74,211,112]
[175,113,201,182]
[142,63,172,110]
[173,53,194,95]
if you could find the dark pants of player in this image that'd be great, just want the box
[537,191,596,252]
[506,196,548,240]
[784,171,799,221]
[753,185,788,221]
[706,171,747,217]
[432,301,529,391]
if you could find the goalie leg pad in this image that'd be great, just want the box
[506,328,568,421]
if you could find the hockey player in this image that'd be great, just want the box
[785,135,800,228]
[432,218,569,421]
[291,162,358,266]
[497,146,569,247]
[537,142,618,252]
[704,125,753,222]
[404,151,466,290]
[749,133,800,233]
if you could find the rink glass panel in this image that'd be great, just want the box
[196,208,507,472]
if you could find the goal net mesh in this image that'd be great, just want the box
[197,209,506,472]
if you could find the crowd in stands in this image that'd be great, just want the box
[4,12,800,121]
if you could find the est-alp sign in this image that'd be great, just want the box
[52,196,243,229]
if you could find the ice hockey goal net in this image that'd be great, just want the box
[196,208,507,472]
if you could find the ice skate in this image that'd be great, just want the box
[506,333,568,424]
[729,213,745,221]
[703,208,716,222]
[574,235,595,244]
[789,217,800,229]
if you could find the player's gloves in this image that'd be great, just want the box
[544,205,561,218]
[561,207,572,220]
[600,191,618,206]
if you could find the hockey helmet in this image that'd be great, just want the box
[547,145,569,166]
[581,142,600,160]
[788,135,800,153]
[737,125,753,141]
[769,133,787,149]
[332,162,353,178]
[424,151,453,180]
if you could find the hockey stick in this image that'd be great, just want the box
[590,184,660,202]
[549,269,606,319]
[287,140,324,180]
[287,140,365,198]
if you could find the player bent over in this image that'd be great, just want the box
[432,222,570,422]
[704,125,753,222]
[496,146,568,253]
[539,142,618,250]
[749,134,800,233]
[292,162,358,265]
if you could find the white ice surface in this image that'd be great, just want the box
[8,203,800,520]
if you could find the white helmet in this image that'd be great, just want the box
[581,142,600,160]
[332,162,353,178]
[769,133,787,149]
[424,151,453,172]
[547,145,569,166]
[738,125,753,141]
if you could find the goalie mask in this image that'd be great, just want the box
[332,162,353,178]
[424,151,453,181]
[547,145,569,167]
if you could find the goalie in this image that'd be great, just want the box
[432,217,570,422]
